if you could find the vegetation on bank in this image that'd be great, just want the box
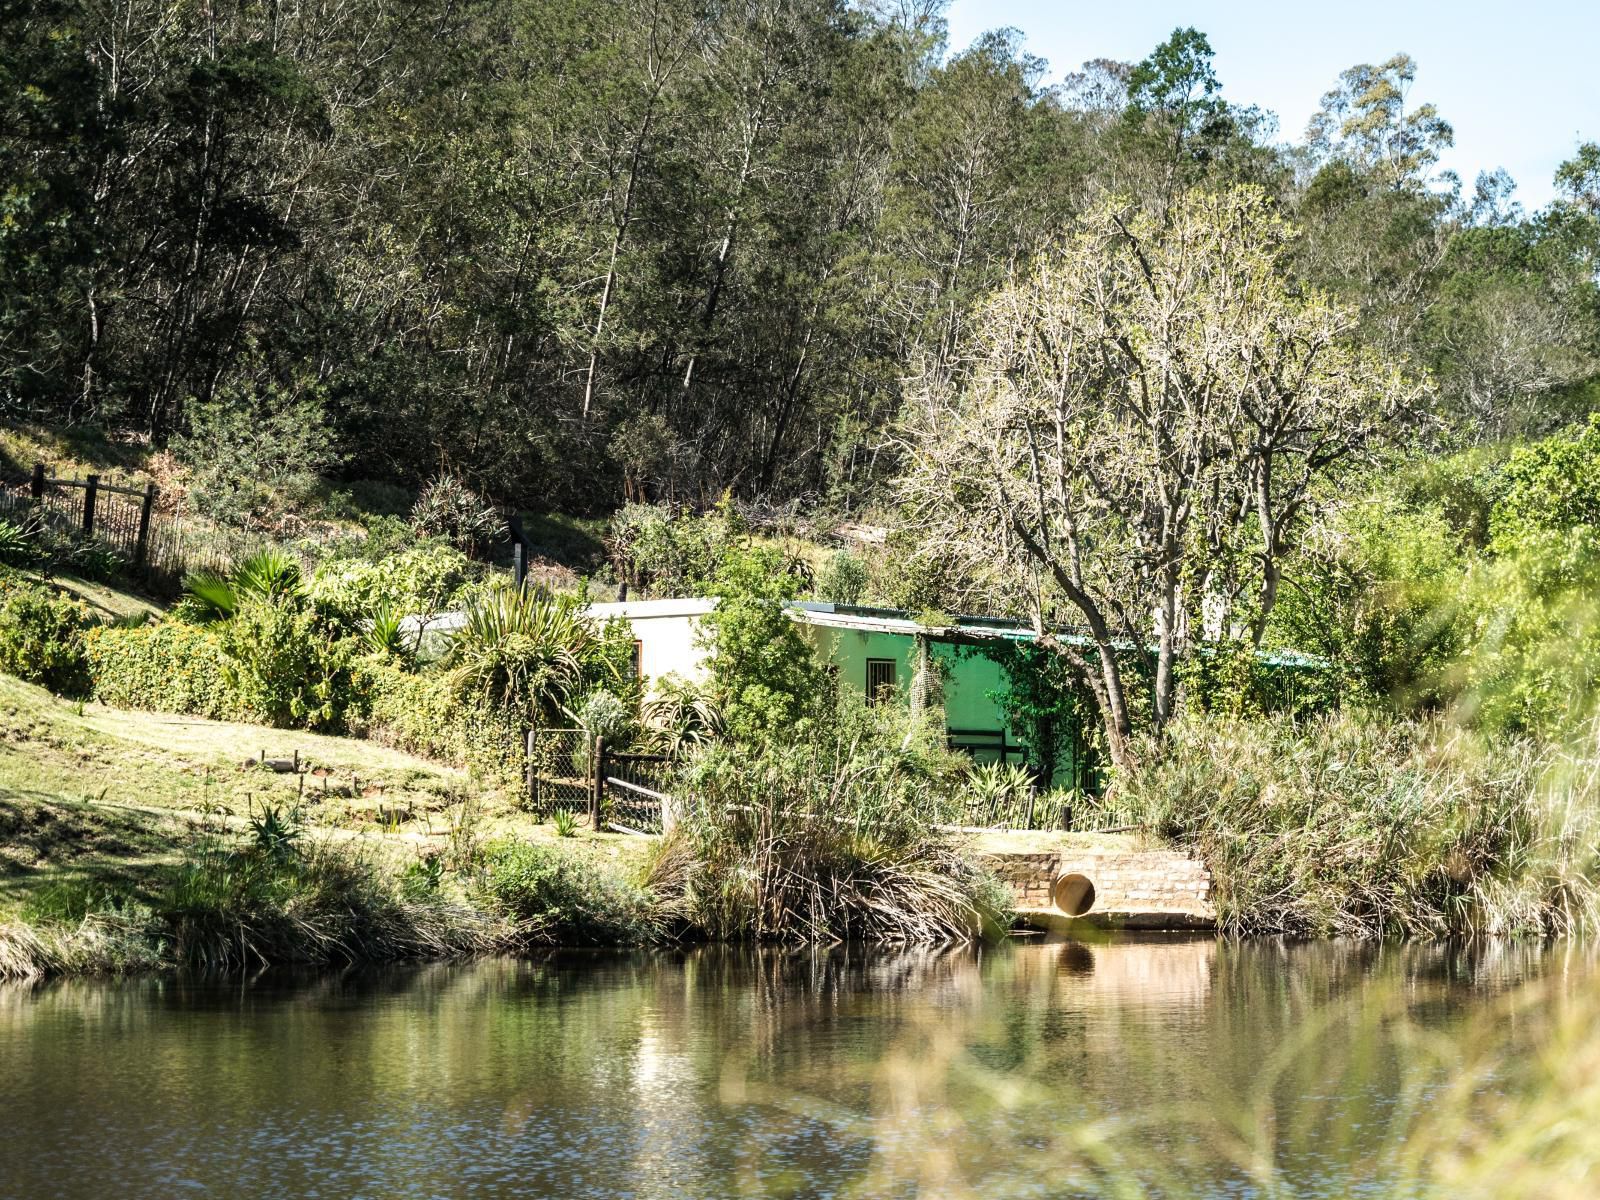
[1124,712,1600,938]
[0,551,1017,978]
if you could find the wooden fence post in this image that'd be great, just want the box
[590,736,605,830]
[30,463,45,503]
[81,474,99,536]
[134,483,157,569]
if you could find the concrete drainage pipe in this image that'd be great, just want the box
[1052,872,1097,917]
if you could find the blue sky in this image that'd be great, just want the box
[945,0,1597,212]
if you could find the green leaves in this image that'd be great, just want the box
[182,549,304,622]
[444,585,606,725]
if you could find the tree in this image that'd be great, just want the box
[699,545,824,741]
[903,186,1421,768]
[1306,54,1453,191]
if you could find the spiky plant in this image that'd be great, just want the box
[641,674,725,755]
[0,516,39,568]
[362,602,406,656]
[444,584,606,724]
[183,548,305,621]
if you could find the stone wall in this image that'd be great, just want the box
[986,847,1215,928]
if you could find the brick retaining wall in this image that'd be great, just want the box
[987,847,1215,928]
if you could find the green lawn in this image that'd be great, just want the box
[0,674,652,917]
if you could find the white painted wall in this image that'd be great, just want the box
[586,598,716,690]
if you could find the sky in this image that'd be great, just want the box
[944,0,1598,212]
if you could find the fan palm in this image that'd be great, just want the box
[183,548,304,620]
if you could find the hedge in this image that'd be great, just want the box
[85,621,240,720]
[357,659,523,786]
[0,569,94,695]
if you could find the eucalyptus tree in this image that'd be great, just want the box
[902,187,1421,767]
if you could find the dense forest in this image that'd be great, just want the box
[5,0,1596,516]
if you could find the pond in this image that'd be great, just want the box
[0,937,1587,1198]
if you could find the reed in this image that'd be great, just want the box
[646,716,1012,944]
[1121,709,1600,938]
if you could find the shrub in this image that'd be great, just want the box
[358,660,469,765]
[572,689,632,744]
[183,547,305,621]
[815,548,868,605]
[175,382,343,529]
[606,499,745,597]
[478,839,659,945]
[356,659,523,785]
[307,542,474,618]
[85,621,239,719]
[699,546,825,742]
[0,517,39,568]
[218,597,359,729]
[0,570,93,694]
[410,473,501,557]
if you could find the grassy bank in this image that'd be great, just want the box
[0,674,657,978]
[1124,710,1600,938]
[0,676,1013,978]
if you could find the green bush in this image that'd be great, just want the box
[219,597,359,729]
[0,517,39,568]
[700,546,826,742]
[478,839,659,945]
[358,660,470,765]
[85,621,239,719]
[356,659,525,785]
[0,570,94,694]
[307,542,474,618]
[606,499,744,597]
[409,473,501,558]
[814,548,868,605]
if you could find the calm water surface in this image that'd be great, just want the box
[0,937,1585,1199]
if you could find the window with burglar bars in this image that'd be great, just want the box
[866,658,896,705]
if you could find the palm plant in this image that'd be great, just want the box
[444,584,607,724]
[0,516,39,568]
[183,548,304,620]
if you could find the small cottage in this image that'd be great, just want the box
[587,598,1101,791]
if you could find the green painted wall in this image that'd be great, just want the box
[804,626,1014,737]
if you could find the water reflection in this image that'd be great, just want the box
[0,939,1590,1199]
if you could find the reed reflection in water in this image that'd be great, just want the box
[0,936,1590,1199]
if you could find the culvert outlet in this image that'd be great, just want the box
[1052,873,1097,917]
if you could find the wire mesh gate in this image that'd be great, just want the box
[525,728,593,817]
[524,729,681,834]
[600,749,677,834]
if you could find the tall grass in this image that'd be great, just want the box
[1121,710,1600,938]
[476,838,661,946]
[647,708,1012,944]
[0,838,509,981]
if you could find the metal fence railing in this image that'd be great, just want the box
[601,750,677,834]
[2,464,268,591]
